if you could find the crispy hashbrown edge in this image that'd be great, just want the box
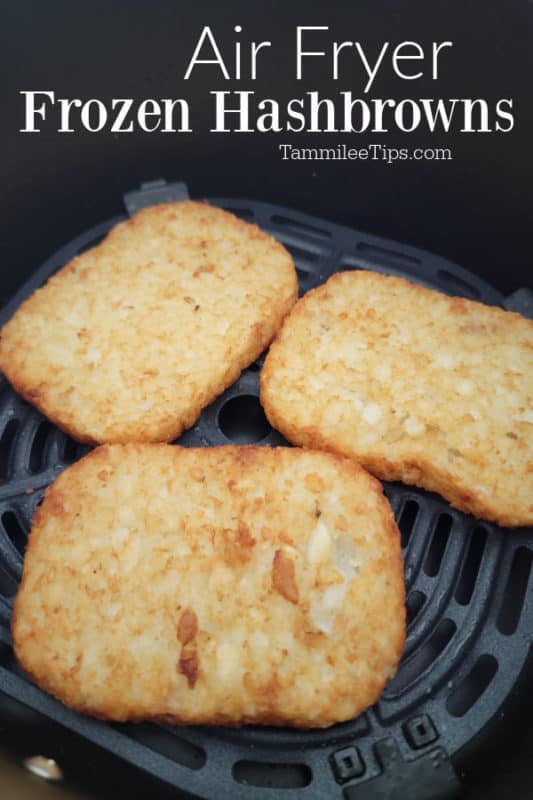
[260,271,533,528]
[12,443,406,728]
[0,202,298,445]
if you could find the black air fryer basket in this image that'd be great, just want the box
[0,180,531,800]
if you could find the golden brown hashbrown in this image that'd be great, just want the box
[13,444,405,728]
[0,202,297,444]
[260,270,533,527]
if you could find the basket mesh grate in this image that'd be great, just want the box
[0,192,530,799]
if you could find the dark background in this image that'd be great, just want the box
[1,1,533,799]
[1,0,532,306]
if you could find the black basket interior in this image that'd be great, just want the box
[0,182,531,800]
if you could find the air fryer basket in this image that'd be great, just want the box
[0,180,531,800]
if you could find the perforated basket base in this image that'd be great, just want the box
[0,182,531,800]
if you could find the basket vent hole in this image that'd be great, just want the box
[62,436,79,464]
[447,654,498,717]
[248,356,264,373]
[296,269,316,296]
[406,590,426,626]
[116,724,205,770]
[398,500,419,549]
[296,266,313,281]
[222,207,254,220]
[455,526,488,605]
[29,420,54,473]
[2,511,26,554]
[233,760,312,789]
[0,419,19,482]
[218,395,272,444]
[0,640,12,666]
[285,243,321,266]
[0,564,17,598]
[356,241,420,266]
[389,618,456,692]
[497,547,533,635]
[271,214,331,241]
[436,270,481,299]
[424,514,452,577]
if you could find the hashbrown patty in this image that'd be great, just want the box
[13,443,405,728]
[0,201,297,444]
[260,270,533,527]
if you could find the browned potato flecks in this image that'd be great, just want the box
[261,271,533,527]
[13,444,405,728]
[0,202,297,444]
